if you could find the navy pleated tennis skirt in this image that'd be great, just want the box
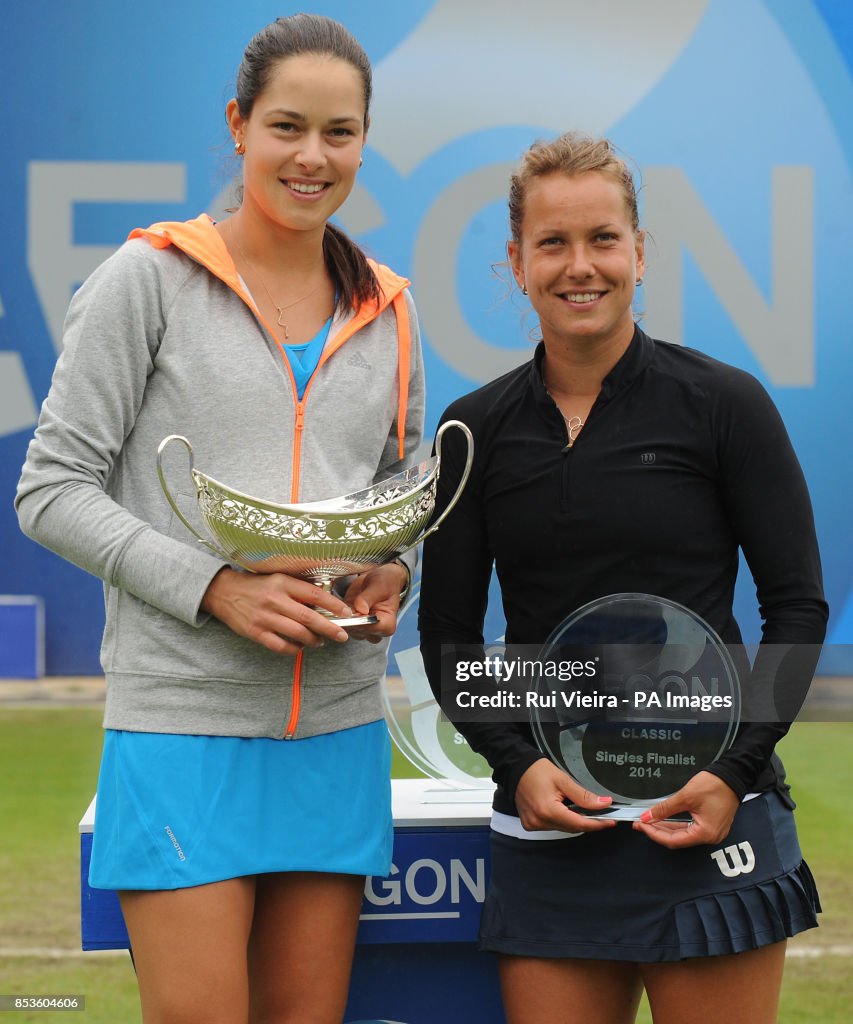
[480,789,820,962]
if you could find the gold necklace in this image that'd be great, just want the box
[559,411,585,448]
[545,385,586,448]
[229,229,323,341]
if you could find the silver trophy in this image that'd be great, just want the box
[157,420,474,626]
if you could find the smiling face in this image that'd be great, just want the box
[228,53,366,238]
[508,170,645,352]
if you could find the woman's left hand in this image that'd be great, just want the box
[342,562,408,642]
[631,770,740,848]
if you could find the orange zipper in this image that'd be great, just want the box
[283,401,307,738]
[284,649,304,739]
[290,401,306,500]
[280,303,412,737]
[280,328,367,736]
[241,306,401,739]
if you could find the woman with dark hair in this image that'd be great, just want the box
[17,14,423,1023]
[418,132,826,1024]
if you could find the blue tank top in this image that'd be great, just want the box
[283,316,334,399]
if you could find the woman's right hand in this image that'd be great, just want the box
[514,758,617,834]
[201,567,352,655]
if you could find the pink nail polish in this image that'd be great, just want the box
[640,810,652,823]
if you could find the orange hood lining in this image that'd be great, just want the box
[129,214,413,460]
[128,213,410,318]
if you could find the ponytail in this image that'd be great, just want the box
[324,222,381,312]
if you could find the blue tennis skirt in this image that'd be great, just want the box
[480,789,820,962]
[89,719,392,891]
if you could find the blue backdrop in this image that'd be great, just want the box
[2,0,851,674]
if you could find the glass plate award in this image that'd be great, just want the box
[529,593,740,820]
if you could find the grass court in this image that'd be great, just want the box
[0,706,849,1022]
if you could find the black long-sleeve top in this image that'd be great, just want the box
[419,327,828,816]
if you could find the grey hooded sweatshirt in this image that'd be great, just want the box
[16,215,424,740]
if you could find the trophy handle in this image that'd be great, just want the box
[156,435,233,562]
[396,419,475,555]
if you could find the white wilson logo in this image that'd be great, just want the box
[710,841,756,878]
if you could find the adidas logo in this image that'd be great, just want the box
[348,351,372,370]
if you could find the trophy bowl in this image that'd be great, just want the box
[157,420,473,624]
